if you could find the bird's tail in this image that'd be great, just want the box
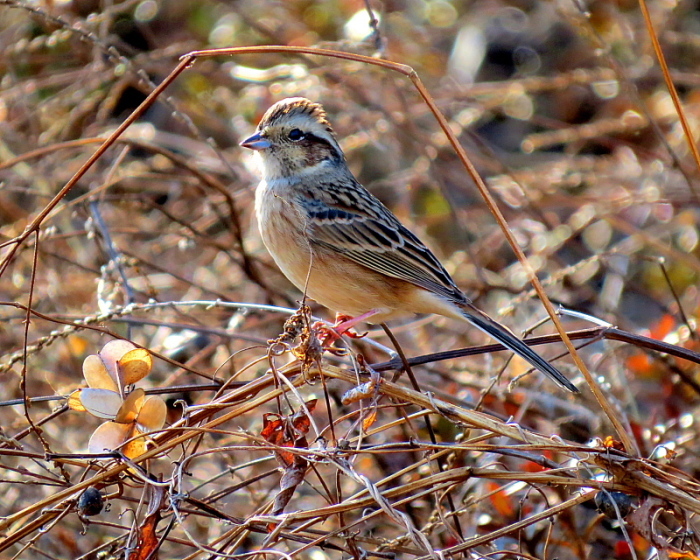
[459,304,578,393]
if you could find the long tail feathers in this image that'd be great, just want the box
[460,306,579,393]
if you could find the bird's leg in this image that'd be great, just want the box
[334,310,379,336]
[313,310,379,346]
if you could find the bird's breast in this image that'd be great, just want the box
[255,179,314,291]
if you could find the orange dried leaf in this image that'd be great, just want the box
[603,436,625,451]
[99,340,137,388]
[305,399,317,413]
[119,348,152,385]
[115,388,145,424]
[261,414,296,468]
[292,416,308,433]
[122,431,149,459]
[486,482,515,517]
[67,335,89,357]
[651,314,676,340]
[522,459,546,473]
[68,390,87,412]
[261,415,286,444]
[131,507,162,560]
[361,409,378,431]
[627,353,651,374]
[668,552,700,560]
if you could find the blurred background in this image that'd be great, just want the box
[1,0,700,558]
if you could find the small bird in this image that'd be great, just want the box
[241,97,578,393]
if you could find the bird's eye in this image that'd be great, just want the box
[288,129,305,141]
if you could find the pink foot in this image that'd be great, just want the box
[313,310,379,346]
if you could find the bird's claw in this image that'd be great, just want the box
[312,314,368,347]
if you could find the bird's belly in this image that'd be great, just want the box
[305,251,407,319]
[259,218,407,320]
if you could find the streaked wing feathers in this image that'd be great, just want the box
[300,182,465,304]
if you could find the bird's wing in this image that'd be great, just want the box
[297,181,466,304]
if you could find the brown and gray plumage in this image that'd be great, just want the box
[241,97,577,392]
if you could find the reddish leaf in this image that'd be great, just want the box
[650,314,676,340]
[130,486,165,560]
[291,399,316,433]
[485,481,515,517]
[261,402,315,468]
[261,414,296,468]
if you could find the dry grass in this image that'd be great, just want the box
[2,0,700,558]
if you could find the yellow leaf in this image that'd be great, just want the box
[68,389,86,412]
[122,430,149,459]
[99,340,137,390]
[119,348,152,385]
[115,388,145,424]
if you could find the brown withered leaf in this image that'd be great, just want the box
[261,401,316,518]
[131,513,160,560]
[130,486,166,560]
[272,461,307,516]
[628,496,698,556]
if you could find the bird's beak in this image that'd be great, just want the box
[240,132,271,150]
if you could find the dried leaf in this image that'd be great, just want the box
[291,399,316,433]
[602,436,625,452]
[627,496,692,555]
[88,421,131,453]
[342,381,378,404]
[137,396,167,432]
[99,340,137,391]
[67,389,87,412]
[272,462,307,516]
[261,414,295,468]
[67,335,89,357]
[82,354,118,393]
[261,402,315,470]
[669,552,700,560]
[119,348,152,386]
[486,482,515,517]
[115,388,146,424]
[131,486,165,560]
[79,389,122,419]
[121,431,148,459]
[261,414,285,442]
[361,409,378,431]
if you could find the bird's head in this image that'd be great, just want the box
[240,97,344,179]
